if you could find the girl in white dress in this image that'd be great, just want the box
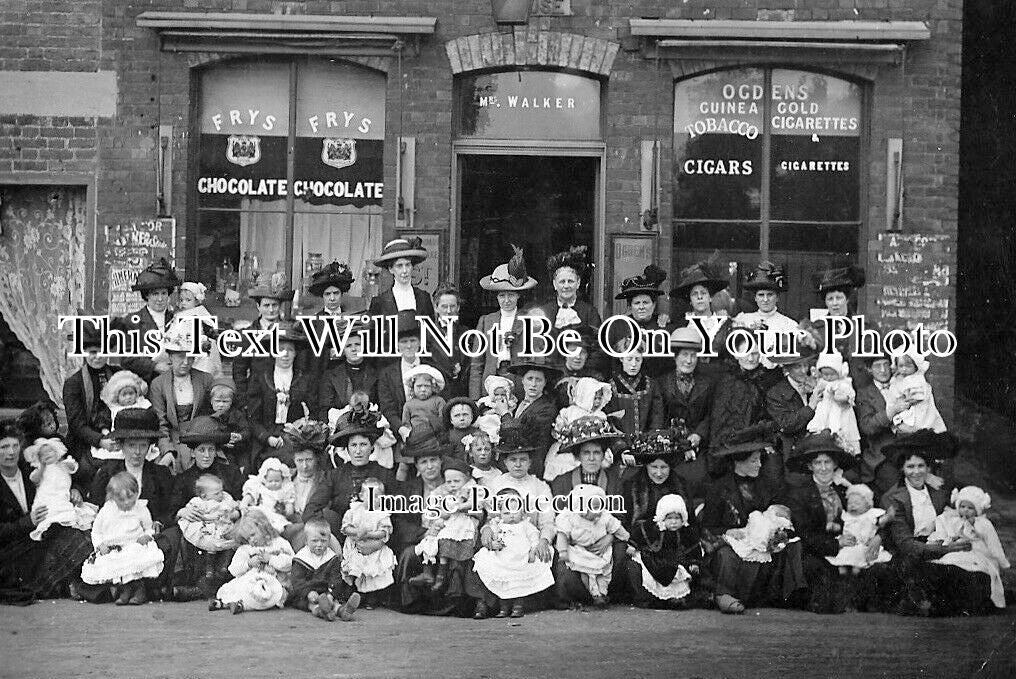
[80,472,165,605]
[241,457,296,533]
[23,438,96,541]
[929,485,1010,608]
[825,484,893,574]
[472,488,555,618]
[211,509,294,613]
[340,477,397,603]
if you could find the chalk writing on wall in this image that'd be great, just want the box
[872,232,951,332]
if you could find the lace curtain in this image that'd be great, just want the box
[0,186,87,406]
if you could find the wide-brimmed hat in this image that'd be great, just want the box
[495,419,538,457]
[883,429,958,467]
[814,263,865,295]
[743,261,787,293]
[276,322,310,345]
[480,244,538,292]
[546,245,590,279]
[330,406,384,447]
[179,415,231,446]
[110,407,162,441]
[559,416,625,457]
[308,261,354,297]
[769,344,820,367]
[403,364,446,393]
[625,426,693,467]
[395,311,421,340]
[712,423,775,459]
[249,284,295,302]
[669,325,704,351]
[131,257,180,292]
[615,264,667,300]
[375,237,427,267]
[670,261,728,299]
[161,324,195,354]
[507,354,562,382]
[784,431,858,474]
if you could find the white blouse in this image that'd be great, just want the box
[906,483,937,537]
[392,283,416,311]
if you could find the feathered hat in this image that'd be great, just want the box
[670,253,728,299]
[330,404,384,447]
[131,257,180,292]
[615,264,668,300]
[814,255,866,295]
[283,408,330,454]
[744,261,788,293]
[308,261,355,296]
[481,244,538,292]
[547,245,591,280]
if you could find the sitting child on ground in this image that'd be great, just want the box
[290,517,359,621]
[555,484,630,609]
[211,509,294,614]
[626,494,703,609]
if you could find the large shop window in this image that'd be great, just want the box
[195,58,384,312]
[672,68,862,316]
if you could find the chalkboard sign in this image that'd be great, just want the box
[609,234,658,315]
[99,218,177,317]
[871,232,952,332]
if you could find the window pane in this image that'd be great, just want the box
[457,71,601,140]
[673,69,764,221]
[769,70,862,222]
[770,222,860,253]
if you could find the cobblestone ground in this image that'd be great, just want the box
[1,601,1014,679]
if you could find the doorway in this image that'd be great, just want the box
[456,154,597,327]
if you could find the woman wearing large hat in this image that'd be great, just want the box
[491,355,562,479]
[231,279,295,397]
[607,264,672,378]
[549,416,626,500]
[801,257,870,388]
[670,257,732,378]
[303,260,358,373]
[699,424,806,614]
[367,238,436,319]
[621,426,696,530]
[538,245,601,331]
[732,262,799,371]
[469,245,538,399]
[118,257,181,384]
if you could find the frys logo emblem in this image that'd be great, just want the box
[226,135,261,167]
[321,138,356,169]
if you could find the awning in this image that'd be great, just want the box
[629,19,931,64]
[136,12,437,56]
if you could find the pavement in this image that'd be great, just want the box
[2,601,1015,679]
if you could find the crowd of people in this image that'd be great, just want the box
[0,238,1009,620]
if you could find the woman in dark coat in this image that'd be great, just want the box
[626,493,704,608]
[63,325,119,482]
[699,426,807,614]
[606,265,673,379]
[669,260,733,379]
[366,238,436,332]
[606,339,666,439]
[620,430,694,531]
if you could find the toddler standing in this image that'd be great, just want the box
[444,397,479,458]
[398,365,447,443]
[465,414,503,487]
[340,477,397,607]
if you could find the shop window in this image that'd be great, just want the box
[195,58,385,314]
[672,68,863,316]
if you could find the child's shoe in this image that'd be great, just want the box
[319,593,337,621]
[114,585,131,606]
[173,585,204,602]
[228,601,244,615]
[473,601,488,619]
[431,562,448,592]
[495,603,510,618]
[128,583,148,605]
[208,598,224,611]
[409,564,435,587]
[338,592,360,621]
[510,603,525,618]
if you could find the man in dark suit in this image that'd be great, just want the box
[118,258,179,385]
[428,283,471,398]
[854,354,901,497]
[231,285,293,397]
[62,325,119,481]
[765,347,820,488]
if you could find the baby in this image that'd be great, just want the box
[724,505,796,563]
[241,458,296,533]
[825,484,893,575]
[465,414,503,487]
[164,281,221,376]
[179,474,239,554]
[627,494,702,608]
[399,365,447,443]
[929,485,1010,609]
[291,517,359,621]
[340,477,397,607]
[92,371,156,462]
[555,484,631,609]
[886,349,946,434]
[544,377,613,481]
[806,353,861,456]
[24,438,97,541]
[477,375,517,414]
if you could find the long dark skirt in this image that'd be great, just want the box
[0,525,93,601]
[178,540,234,597]
[392,544,474,616]
[883,554,994,616]
[710,541,807,607]
[800,553,895,614]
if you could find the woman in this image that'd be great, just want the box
[802,263,869,388]
[469,247,537,400]
[549,416,625,502]
[246,323,318,469]
[537,246,601,330]
[63,324,119,482]
[880,430,992,616]
[699,426,806,614]
[0,420,93,602]
[231,284,294,396]
[168,416,243,601]
[607,264,671,378]
[783,432,886,614]
[621,430,693,531]
[306,260,356,374]
[303,408,393,538]
[670,260,732,378]
[88,408,181,601]
[494,355,561,479]
[367,238,436,319]
[148,325,215,471]
[733,262,798,373]
[606,338,666,441]
[118,257,178,384]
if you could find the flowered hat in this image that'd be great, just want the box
[495,418,538,457]
[308,261,355,296]
[100,370,147,407]
[375,237,427,267]
[283,413,330,454]
[952,485,991,516]
[559,416,625,456]
[625,423,694,467]
[615,264,667,300]
[785,430,858,473]
[481,244,538,292]
[403,364,446,393]
[654,493,688,530]
[330,405,384,447]
[161,322,196,353]
[132,257,180,292]
[178,416,231,446]
[744,261,787,293]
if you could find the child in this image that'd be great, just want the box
[443,396,479,458]
[211,509,294,613]
[80,472,165,605]
[886,349,947,434]
[626,494,703,609]
[398,365,447,443]
[91,371,155,463]
[543,377,613,481]
[17,399,61,442]
[555,484,631,609]
[164,281,222,377]
[179,473,239,554]
[723,504,796,563]
[476,375,517,414]
[410,457,482,591]
[465,414,503,487]
[340,477,397,606]
[328,391,396,469]
[291,517,360,621]
[471,488,555,619]
[929,485,1010,609]
[825,484,893,575]
[23,437,97,541]
[241,458,296,534]
[607,339,666,439]
[208,377,251,470]
[807,353,861,456]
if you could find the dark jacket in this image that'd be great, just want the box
[245,369,318,467]
[660,369,715,442]
[390,475,427,554]
[302,461,394,529]
[854,382,898,496]
[317,361,380,420]
[708,366,773,457]
[699,473,777,536]
[605,313,674,379]
[550,466,624,511]
[90,460,176,527]
[880,483,949,559]
[149,368,216,455]
[230,316,276,398]
[607,372,665,436]
[367,287,436,321]
[427,321,471,398]
[62,364,118,460]
[169,460,244,517]
[766,378,816,455]
[377,362,409,436]
[210,407,252,469]
[621,470,692,531]
[536,299,602,330]
[290,551,345,606]
[0,465,36,547]
[784,481,846,558]
[118,306,174,384]
[502,395,559,478]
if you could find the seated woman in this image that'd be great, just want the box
[880,430,994,616]
[620,425,695,531]
[699,425,806,614]
[0,420,93,602]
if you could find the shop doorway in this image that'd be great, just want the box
[456,154,598,327]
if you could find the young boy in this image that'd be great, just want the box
[208,377,251,471]
[289,517,360,621]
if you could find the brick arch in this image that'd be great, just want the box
[186,52,392,74]
[446,30,619,77]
